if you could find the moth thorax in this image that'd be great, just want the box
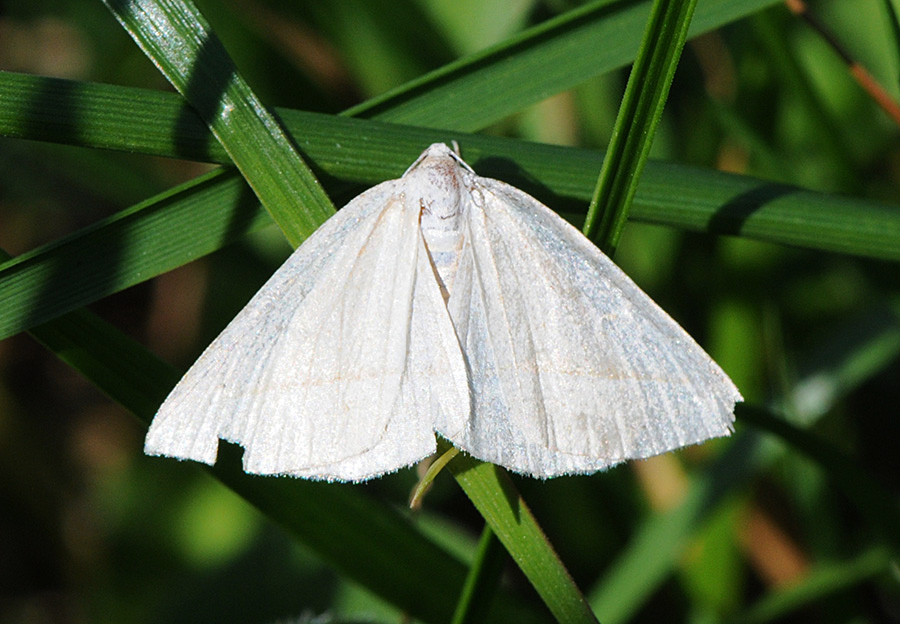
[421,226,464,301]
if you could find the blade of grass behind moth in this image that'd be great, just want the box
[102,0,334,246]
[6,73,900,264]
[445,442,600,624]
[0,168,273,342]
[584,0,699,256]
[450,525,508,624]
[5,247,545,624]
[3,101,900,344]
[343,0,782,131]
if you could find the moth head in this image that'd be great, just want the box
[405,143,472,224]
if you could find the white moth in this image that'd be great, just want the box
[146,143,741,481]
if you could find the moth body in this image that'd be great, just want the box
[410,146,470,300]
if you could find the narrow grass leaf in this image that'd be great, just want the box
[102,0,334,245]
[0,168,268,341]
[450,526,508,624]
[3,115,899,343]
[447,446,600,624]
[586,0,698,254]
[345,0,782,131]
[5,72,898,263]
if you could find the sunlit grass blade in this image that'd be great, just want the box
[4,72,898,261]
[450,525,508,624]
[586,0,698,254]
[0,168,268,341]
[446,443,599,624]
[102,0,334,245]
[345,0,782,131]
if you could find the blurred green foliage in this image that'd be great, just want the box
[1,1,899,623]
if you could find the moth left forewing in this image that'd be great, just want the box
[448,175,740,478]
[144,181,401,467]
[240,192,442,481]
[148,183,447,482]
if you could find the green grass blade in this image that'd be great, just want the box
[587,0,698,254]
[450,525,508,624]
[0,168,269,341]
[0,69,229,164]
[344,0,782,130]
[102,0,334,244]
[446,446,599,624]
[4,72,899,261]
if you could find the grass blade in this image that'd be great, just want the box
[447,446,600,624]
[102,0,334,244]
[4,72,898,263]
[450,525,508,624]
[587,0,698,254]
[0,168,268,341]
[345,0,782,130]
